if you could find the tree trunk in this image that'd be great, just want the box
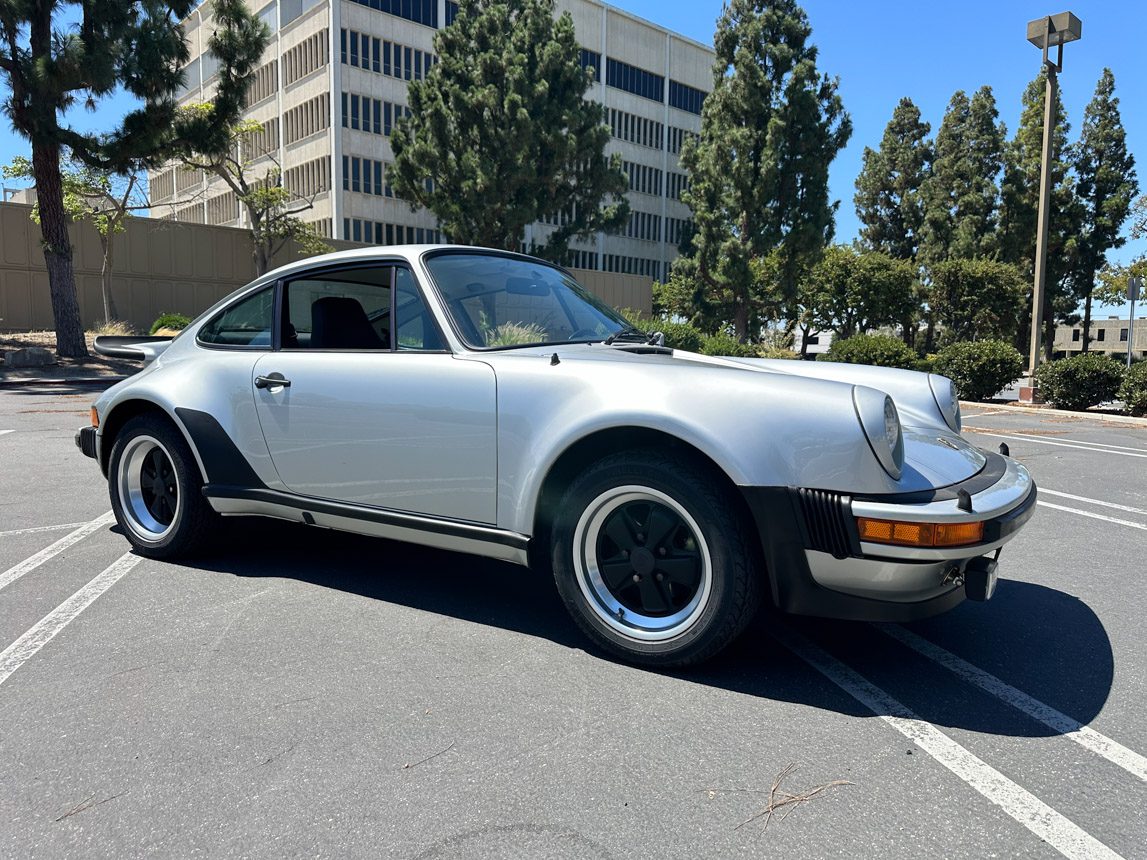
[1043,307,1056,363]
[799,325,810,358]
[1081,293,1093,353]
[100,233,119,323]
[733,302,749,343]
[32,140,88,358]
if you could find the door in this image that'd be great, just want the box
[251,264,498,524]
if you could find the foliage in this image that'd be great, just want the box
[854,97,931,260]
[932,340,1024,402]
[483,321,548,347]
[4,154,148,324]
[389,0,627,258]
[927,258,1027,345]
[618,309,705,352]
[91,321,136,337]
[1073,69,1139,350]
[0,0,267,358]
[676,0,851,342]
[699,332,758,358]
[176,118,330,275]
[755,345,800,360]
[1034,353,1124,411]
[919,87,1006,265]
[150,313,191,335]
[1119,361,1147,416]
[1095,259,1147,307]
[818,333,918,369]
[799,246,919,340]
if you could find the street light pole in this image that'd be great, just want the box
[1129,276,1142,369]
[1023,13,1082,399]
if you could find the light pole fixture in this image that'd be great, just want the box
[1022,12,1082,401]
[1128,276,1142,369]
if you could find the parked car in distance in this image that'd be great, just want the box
[79,246,1036,666]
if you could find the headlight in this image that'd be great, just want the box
[928,374,962,433]
[853,386,904,480]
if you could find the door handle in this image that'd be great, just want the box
[255,373,291,389]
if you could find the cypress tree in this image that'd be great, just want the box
[920,87,1006,265]
[0,0,267,357]
[389,0,628,259]
[1073,68,1138,351]
[854,97,931,261]
[680,0,850,342]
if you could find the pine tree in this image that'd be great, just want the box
[679,0,850,342]
[854,98,931,260]
[389,0,628,259]
[920,87,1006,265]
[0,0,267,357]
[998,71,1081,357]
[1073,68,1138,351]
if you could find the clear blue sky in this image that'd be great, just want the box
[2,0,1143,308]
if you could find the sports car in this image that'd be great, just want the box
[78,246,1036,666]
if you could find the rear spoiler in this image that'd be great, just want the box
[92,335,175,363]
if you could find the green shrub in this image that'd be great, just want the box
[699,332,757,357]
[818,333,918,369]
[915,353,938,373]
[617,308,704,352]
[1119,360,1147,416]
[1034,352,1124,411]
[932,340,1025,402]
[150,312,191,335]
[756,345,800,360]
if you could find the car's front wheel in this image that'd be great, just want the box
[108,415,217,559]
[551,450,762,666]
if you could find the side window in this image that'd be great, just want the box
[198,287,274,347]
[394,268,444,351]
[283,267,392,350]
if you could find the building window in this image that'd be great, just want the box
[445,1,459,25]
[1072,329,1080,342]
[1121,328,1129,341]
[579,48,601,81]
[348,0,438,29]
[806,335,820,346]
[1097,329,1106,342]
[606,58,664,103]
[669,80,706,115]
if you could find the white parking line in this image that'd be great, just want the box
[0,522,91,539]
[877,624,1147,784]
[773,626,1123,860]
[965,431,1147,458]
[0,429,14,437]
[1037,501,1147,531]
[0,553,139,688]
[1038,489,1147,518]
[0,512,116,594]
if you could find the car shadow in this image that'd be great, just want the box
[181,517,1114,740]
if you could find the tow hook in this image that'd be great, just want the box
[964,556,999,602]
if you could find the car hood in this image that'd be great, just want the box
[479,343,987,493]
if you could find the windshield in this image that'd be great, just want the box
[423,252,633,349]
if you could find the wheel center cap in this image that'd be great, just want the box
[631,547,655,577]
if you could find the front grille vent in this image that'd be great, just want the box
[797,488,854,559]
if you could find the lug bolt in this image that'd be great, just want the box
[636,533,644,543]
[632,574,641,582]
[658,547,666,556]
[655,572,664,582]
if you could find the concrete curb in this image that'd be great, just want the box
[960,400,1147,427]
[0,375,130,388]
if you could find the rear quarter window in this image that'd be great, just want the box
[197,287,274,348]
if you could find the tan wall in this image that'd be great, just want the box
[0,202,650,331]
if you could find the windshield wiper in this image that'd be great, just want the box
[604,326,661,346]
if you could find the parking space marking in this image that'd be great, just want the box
[0,512,115,594]
[877,624,1147,783]
[1038,489,1147,518]
[1037,501,1147,532]
[774,626,1124,860]
[0,553,139,688]
[0,522,92,539]
[964,430,1147,458]
[0,429,14,436]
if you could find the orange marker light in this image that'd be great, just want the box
[857,517,983,548]
[90,407,99,428]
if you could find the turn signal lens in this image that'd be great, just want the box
[857,517,984,548]
[90,407,99,428]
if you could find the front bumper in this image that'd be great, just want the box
[741,451,1036,622]
[75,425,98,460]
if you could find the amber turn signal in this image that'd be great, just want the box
[857,517,983,548]
[90,407,99,427]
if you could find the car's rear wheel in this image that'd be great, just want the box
[551,450,761,666]
[109,415,217,558]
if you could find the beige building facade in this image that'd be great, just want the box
[148,0,713,281]
[1053,317,1147,362]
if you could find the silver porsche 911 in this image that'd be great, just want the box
[78,246,1036,666]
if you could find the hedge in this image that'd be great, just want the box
[932,340,1025,402]
[818,333,918,369]
[1034,352,1124,411]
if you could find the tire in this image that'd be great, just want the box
[108,414,217,559]
[551,449,762,667]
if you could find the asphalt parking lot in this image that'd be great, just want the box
[1,384,1145,859]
